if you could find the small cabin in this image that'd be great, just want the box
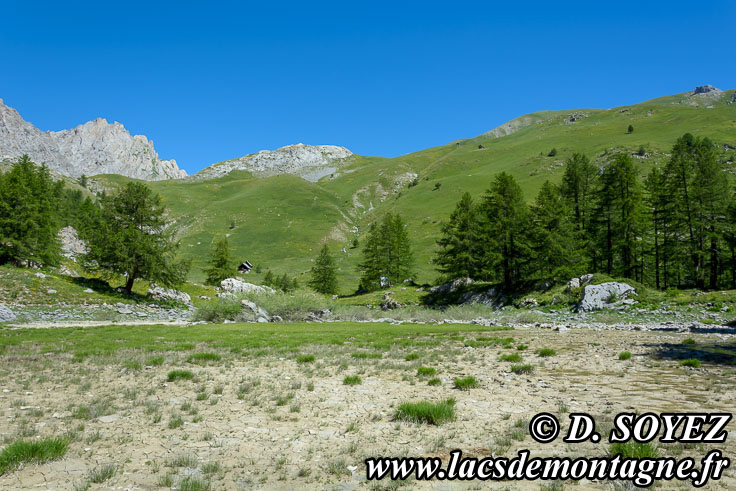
[238,261,253,274]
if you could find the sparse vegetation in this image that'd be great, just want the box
[394,399,456,425]
[453,376,479,390]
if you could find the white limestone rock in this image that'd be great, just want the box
[0,98,186,181]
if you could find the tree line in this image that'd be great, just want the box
[435,133,736,290]
[0,155,189,294]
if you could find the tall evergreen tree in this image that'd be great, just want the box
[308,244,338,294]
[560,153,597,233]
[0,155,63,267]
[358,213,414,290]
[85,181,190,294]
[481,172,531,289]
[434,192,483,280]
[529,181,577,279]
[204,237,233,286]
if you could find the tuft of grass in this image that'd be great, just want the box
[351,352,382,359]
[167,369,194,381]
[179,476,211,491]
[296,354,315,364]
[88,463,116,483]
[499,353,522,362]
[680,358,701,368]
[122,361,141,371]
[404,353,420,361]
[516,344,528,350]
[537,348,556,357]
[0,437,69,476]
[168,415,184,429]
[427,377,441,386]
[453,376,479,390]
[510,364,534,375]
[169,453,198,468]
[682,338,696,345]
[343,375,362,386]
[201,461,221,475]
[416,366,436,377]
[609,441,659,458]
[146,355,165,366]
[394,398,456,425]
[618,351,632,360]
[186,352,222,364]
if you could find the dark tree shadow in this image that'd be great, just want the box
[644,340,736,367]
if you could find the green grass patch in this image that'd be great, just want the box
[0,437,69,476]
[394,398,456,425]
[167,369,195,381]
[510,364,534,375]
[679,358,701,368]
[296,354,315,364]
[351,352,382,359]
[537,348,556,357]
[416,366,436,377]
[499,353,522,362]
[89,463,116,483]
[682,338,696,345]
[618,351,632,360]
[453,376,479,390]
[343,375,362,386]
[404,353,420,361]
[186,352,222,364]
[427,377,441,386]
[609,441,659,458]
[516,344,528,350]
[146,355,165,366]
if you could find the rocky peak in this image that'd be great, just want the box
[0,98,186,181]
[194,143,353,182]
[693,85,720,94]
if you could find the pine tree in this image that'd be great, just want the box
[434,192,483,280]
[84,181,190,294]
[481,172,531,289]
[0,155,63,267]
[560,153,597,233]
[308,244,338,294]
[358,213,414,290]
[529,181,577,279]
[204,237,233,286]
[263,269,275,287]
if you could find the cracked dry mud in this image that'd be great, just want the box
[1,325,734,489]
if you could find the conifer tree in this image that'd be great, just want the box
[529,181,577,278]
[435,192,483,280]
[308,244,338,294]
[263,269,275,287]
[85,181,190,294]
[481,172,531,289]
[204,237,233,286]
[358,213,414,290]
[0,155,63,267]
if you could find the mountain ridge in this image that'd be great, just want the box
[0,98,186,181]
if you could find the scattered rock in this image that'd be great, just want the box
[83,288,95,293]
[520,298,538,309]
[35,272,46,279]
[58,226,88,261]
[240,299,270,320]
[219,278,272,295]
[98,414,120,424]
[47,289,57,294]
[576,282,636,312]
[117,307,134,315]
[271,315,283,323]
[430,277,474,295]
[566,274,594,293]
[147,284,192,305]
[381,292,401,311]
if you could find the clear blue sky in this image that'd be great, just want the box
[1,1,734,174]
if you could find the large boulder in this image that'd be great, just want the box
[0,304,16,322]
[430,277,474,295]
[575,282,636,312]
[566,274,594,292]
[219,278,272,295]
[240,299,270,320]
[147,284,192,306]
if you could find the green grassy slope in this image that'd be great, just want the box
[97,89,736,291]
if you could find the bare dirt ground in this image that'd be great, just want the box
[1,325,734,490]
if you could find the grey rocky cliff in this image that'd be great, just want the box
[193,143,353,182]
[0,98,186,181]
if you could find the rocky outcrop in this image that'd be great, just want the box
[0,304,16,322]
[0,98,185,181]
[575,282,636,312]
[693,85,720,95]
[566,274,594,292]
[219,278,273,295]
[380,292,401,310]
[147,284,192,306]
[59,226,88,262]
[194,143,353,182]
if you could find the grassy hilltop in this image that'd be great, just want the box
[93,89,736,291]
